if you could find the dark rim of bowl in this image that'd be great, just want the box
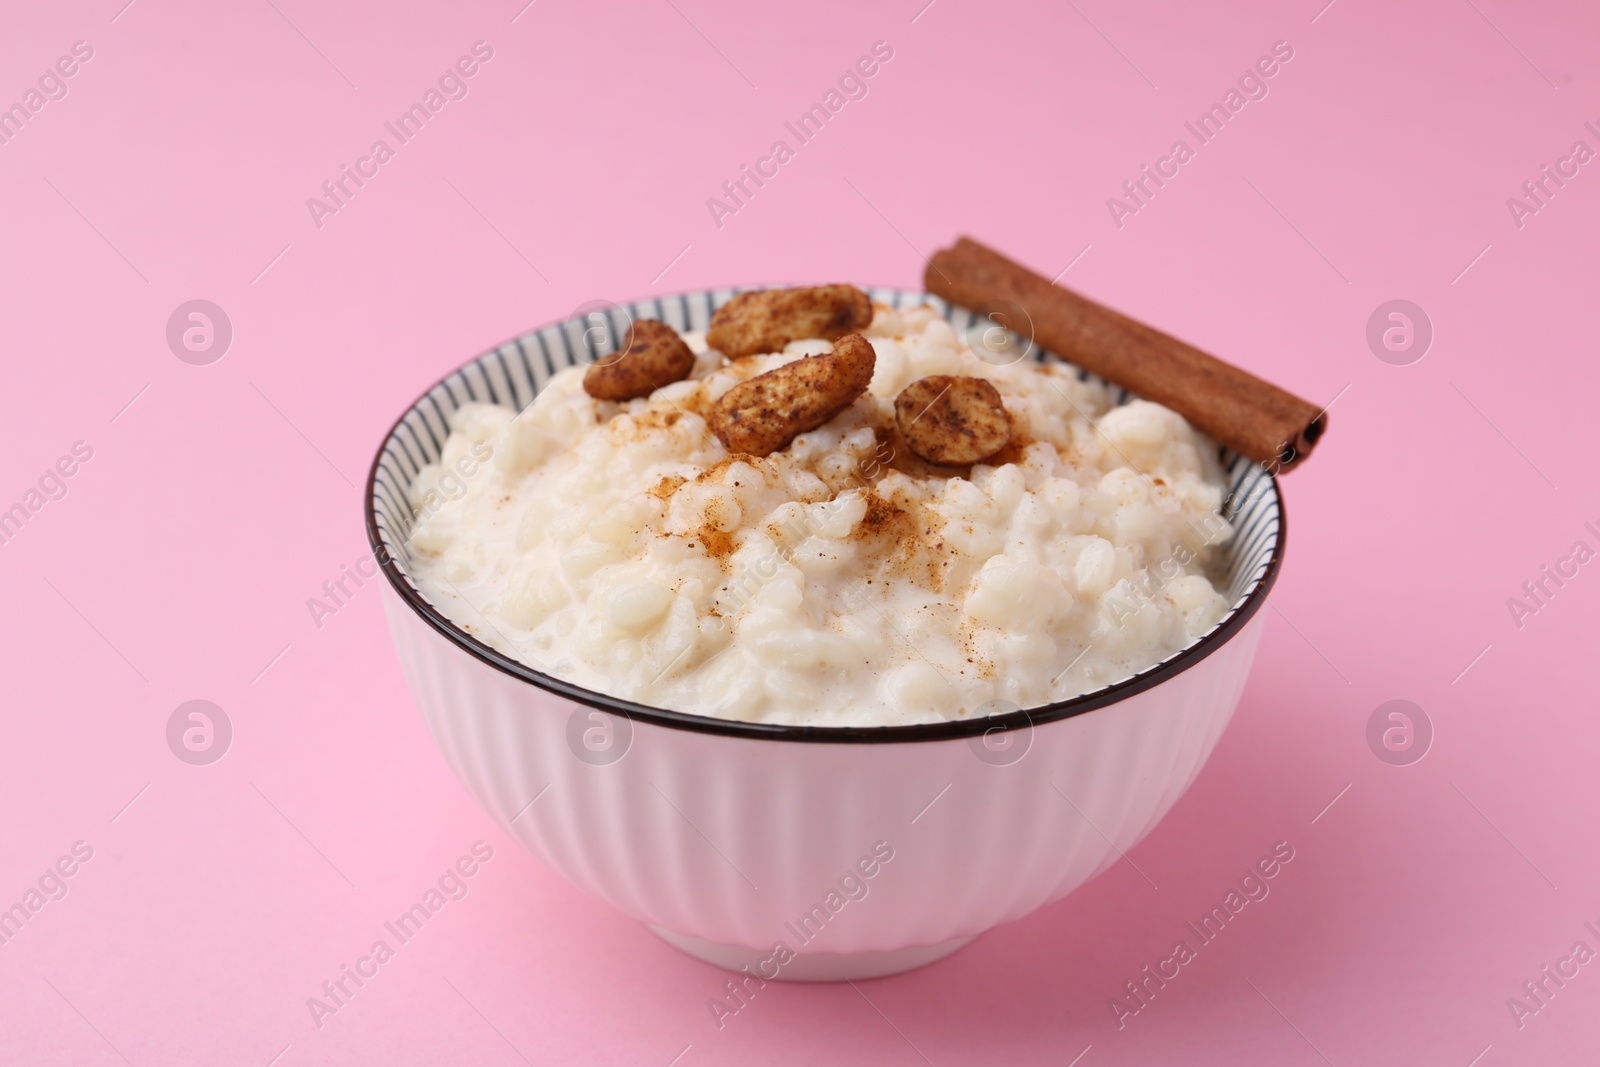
[364,288,1287,744]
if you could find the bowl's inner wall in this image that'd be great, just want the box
[368,287,1280,704]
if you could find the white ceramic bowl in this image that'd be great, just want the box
[366,288,1285,981]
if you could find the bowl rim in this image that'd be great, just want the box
[364,285,1287,744]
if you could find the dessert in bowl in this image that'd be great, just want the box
[367,284,1284,981]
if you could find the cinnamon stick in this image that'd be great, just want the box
[924,237,1326,473]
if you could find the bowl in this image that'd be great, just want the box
[365,287,1285,981]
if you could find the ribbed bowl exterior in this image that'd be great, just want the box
[385,586,1263,954]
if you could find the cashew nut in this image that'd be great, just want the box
[583,319,696,401]
[707,285,873,359]
[711,334,877,456]
[894,375,1011,466]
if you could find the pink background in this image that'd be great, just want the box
[2,0,1597,1063]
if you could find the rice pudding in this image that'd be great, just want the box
[405,301,1234,727]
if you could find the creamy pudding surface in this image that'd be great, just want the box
[406,303,1235,727]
